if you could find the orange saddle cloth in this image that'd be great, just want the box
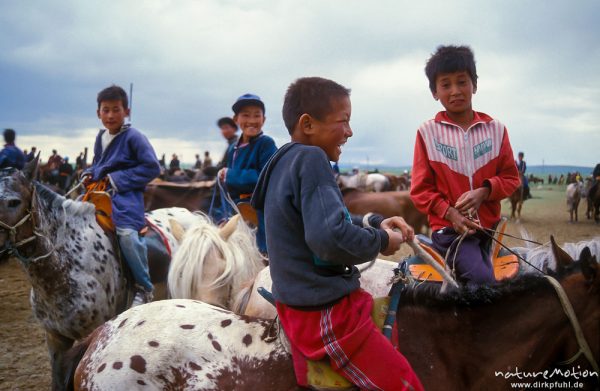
[82,179,115,233]
[408,219,519,283]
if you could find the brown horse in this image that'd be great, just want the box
[342,188,428,234]
[509,184,524,221]
[143,179,216,212]
[586,180,600,224]
[65,239,599,390]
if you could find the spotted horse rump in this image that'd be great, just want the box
[74,300,297,390]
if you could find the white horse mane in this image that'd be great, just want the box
[514,236,600,274]
[168,214,265,309]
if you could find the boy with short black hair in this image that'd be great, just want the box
[219,93,277,253]
[0,128,26,169]
[252,77,423,390]
[83,85,161,306]
[410,45,520,286]
[216,117,238,169]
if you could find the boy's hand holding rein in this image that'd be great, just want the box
[454,186,490,217]
[380,216,414,256]
[444,206,481,235]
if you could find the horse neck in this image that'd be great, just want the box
[398,277,593,375]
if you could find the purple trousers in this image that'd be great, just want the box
[431,228,495,286]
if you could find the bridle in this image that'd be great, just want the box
[0,185,54,265]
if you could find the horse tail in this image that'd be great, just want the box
[60,330,96,391]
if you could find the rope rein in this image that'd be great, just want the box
[544,275,599,373]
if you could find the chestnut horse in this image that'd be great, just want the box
[66,239,599,390]
[509,184,524,221]
[342,188,428,234]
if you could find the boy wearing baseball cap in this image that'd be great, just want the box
[219,93,277,253]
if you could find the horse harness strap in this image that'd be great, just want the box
[544,275,599,373]
[0,208,56,266]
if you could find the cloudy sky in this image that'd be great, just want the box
[1,0,598,168]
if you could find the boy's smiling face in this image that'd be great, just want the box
[97,99,130,134]
[433,70,476,117]
[234,105,265,142]
[308,95,352,162]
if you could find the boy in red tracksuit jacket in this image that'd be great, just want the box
[410,45,520,286]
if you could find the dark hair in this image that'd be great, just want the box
[3,128,16,143]
[217,117,237,129]
[425,45,478,93]
[97,85,129,109]
[282,77,351,134]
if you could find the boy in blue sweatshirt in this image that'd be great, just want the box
[252,77,422,390]
[83,85,160,307]
[219,93,277,253]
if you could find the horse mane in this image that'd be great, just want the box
[167,214,265,307]
[0,167,18,177]
[514,237,600,274]
[400,261,584,310]
[33,182,97,250]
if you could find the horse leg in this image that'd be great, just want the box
[46,329,74,391]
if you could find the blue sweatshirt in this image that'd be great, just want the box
[85,125,160,231]
[225,132,277,202]
[0,144,26,170]
[251,142,389,307]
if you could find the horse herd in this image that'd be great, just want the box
[1,160,599,390]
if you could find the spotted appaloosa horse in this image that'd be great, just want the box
[0,161,200,390]
[167,214,265,310]
[68,239,599,390]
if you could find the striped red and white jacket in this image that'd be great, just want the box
[410,111,520,231]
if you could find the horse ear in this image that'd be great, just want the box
[22,153,40,181]
[579,247,597,282]
[219,214,240,241]
[551,235,574,274]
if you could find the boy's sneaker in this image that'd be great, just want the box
[131,290,153,308]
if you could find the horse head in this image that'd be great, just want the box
[0,158,38,261]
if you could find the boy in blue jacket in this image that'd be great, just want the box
[83,85,160,307]
[0,129,26,170]
[218,93,277,253]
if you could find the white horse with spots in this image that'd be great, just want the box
[336,172,389,192]
[0,162,201,390]
[167,214,265,309]
[67,241,600,390]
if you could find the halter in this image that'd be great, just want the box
[0,191,55,266]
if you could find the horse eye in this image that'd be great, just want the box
[8,199,21,208]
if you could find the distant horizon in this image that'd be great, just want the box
[334,163,594,176]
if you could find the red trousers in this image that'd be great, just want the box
[277,289,424,391]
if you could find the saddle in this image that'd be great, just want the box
[407,218,519,283]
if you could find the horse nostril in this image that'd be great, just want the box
[7,199,21,208]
